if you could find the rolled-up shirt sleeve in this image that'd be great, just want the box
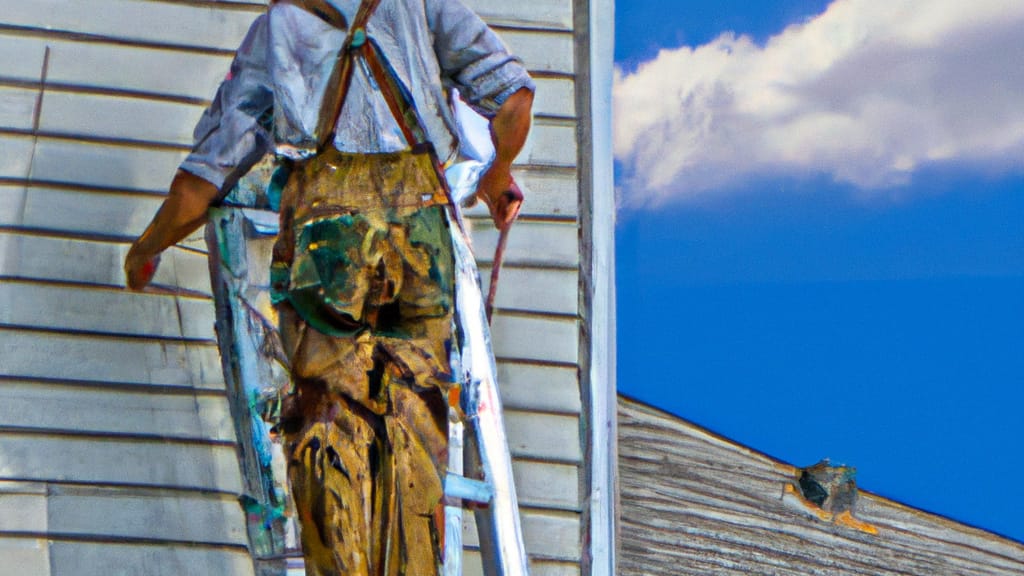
[179,14,274,192]
[427,0,535,117]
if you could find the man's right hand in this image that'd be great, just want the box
[122,170,220,292]
[476,165,524,229]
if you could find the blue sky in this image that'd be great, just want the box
[613,0,1024,542]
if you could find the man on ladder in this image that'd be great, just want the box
[124,1,534,574]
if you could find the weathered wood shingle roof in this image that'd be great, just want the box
[618,396,1024,576]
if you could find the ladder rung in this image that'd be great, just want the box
[444,473,494,504]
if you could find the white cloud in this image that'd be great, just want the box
[613,0,1024,206]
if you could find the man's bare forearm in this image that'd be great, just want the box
[490,87,534,176]
[478,87,534,226]
[125,170,219,290]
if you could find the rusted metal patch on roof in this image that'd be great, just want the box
[782,459,879,535]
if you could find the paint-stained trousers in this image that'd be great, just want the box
[274,151,455,576]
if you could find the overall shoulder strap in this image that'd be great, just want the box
[313,0,383,152]
[273,0,348,29]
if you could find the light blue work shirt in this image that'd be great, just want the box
[181,0,534,191]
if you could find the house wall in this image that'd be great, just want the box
[0,1,614,574]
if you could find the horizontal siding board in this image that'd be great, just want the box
[0,281,215,340]
[0,30,567,98]
[528,564,582,576]
[461,552,581,576]
[0,482,247,547]
[0,380,234,443]
[505,410,581,462]
[519,121,577,167]
[481,266,578,315]
[0,538,49,576]
[48,541,254,576]
[470,220,579,268]
[497,362,581,414]
[531,77,576,119]
[0,482,47,533]
[5,0,572,62]
[0,233,212,295]
[0,132,33,178]
[47,490,248,546]
[514,168,578,218]
[463,510,581,561]
[0,34,50,83]
[0,185,163,238]
[39,91,205,146]
[2,38,570,115]
[468,0,573,30]
[491,314,578,364]
[501,30,574,75]
[3,0,261,52]
[0,329,224,390]
[25,138,186,192]
[0,33,232,101]
[0,185,26,223]
[512,460,579,512]
[0,434,243,493]
[0,86,38,131]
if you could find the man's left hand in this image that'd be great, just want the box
[476,165,523,229]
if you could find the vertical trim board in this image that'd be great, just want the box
[574,0,618,575]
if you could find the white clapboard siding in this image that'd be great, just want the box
[497,363,582,414]
[462,552,582,576]
[531,77,576,119]
[504,411,581,462]
[0,380,234,442]
[0,186,165,239]
[508,168,579,217]
[0,233,212,295]
[47,542,256,576]
[2,33,574,115]
[491,314,578,364]
[2,0,263,52]
[463,510,582,560]
[469,219,580,268]
[0,329,224,390]
[511,460,580,511]
[0,434,242,493]
[501,30,575,75]
[481,267,579,315]
[0,483,248,546]
[470,0,573,30]
[0,281,215,340]
[0,537,49,576]
[0,0,609,572]
[0,132,33,176]
[38,91,207,145]
[0,86,37,130]
[0,33,235,101]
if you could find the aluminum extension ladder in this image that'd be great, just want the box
[207,202,530,576]
[442,206,530,576]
